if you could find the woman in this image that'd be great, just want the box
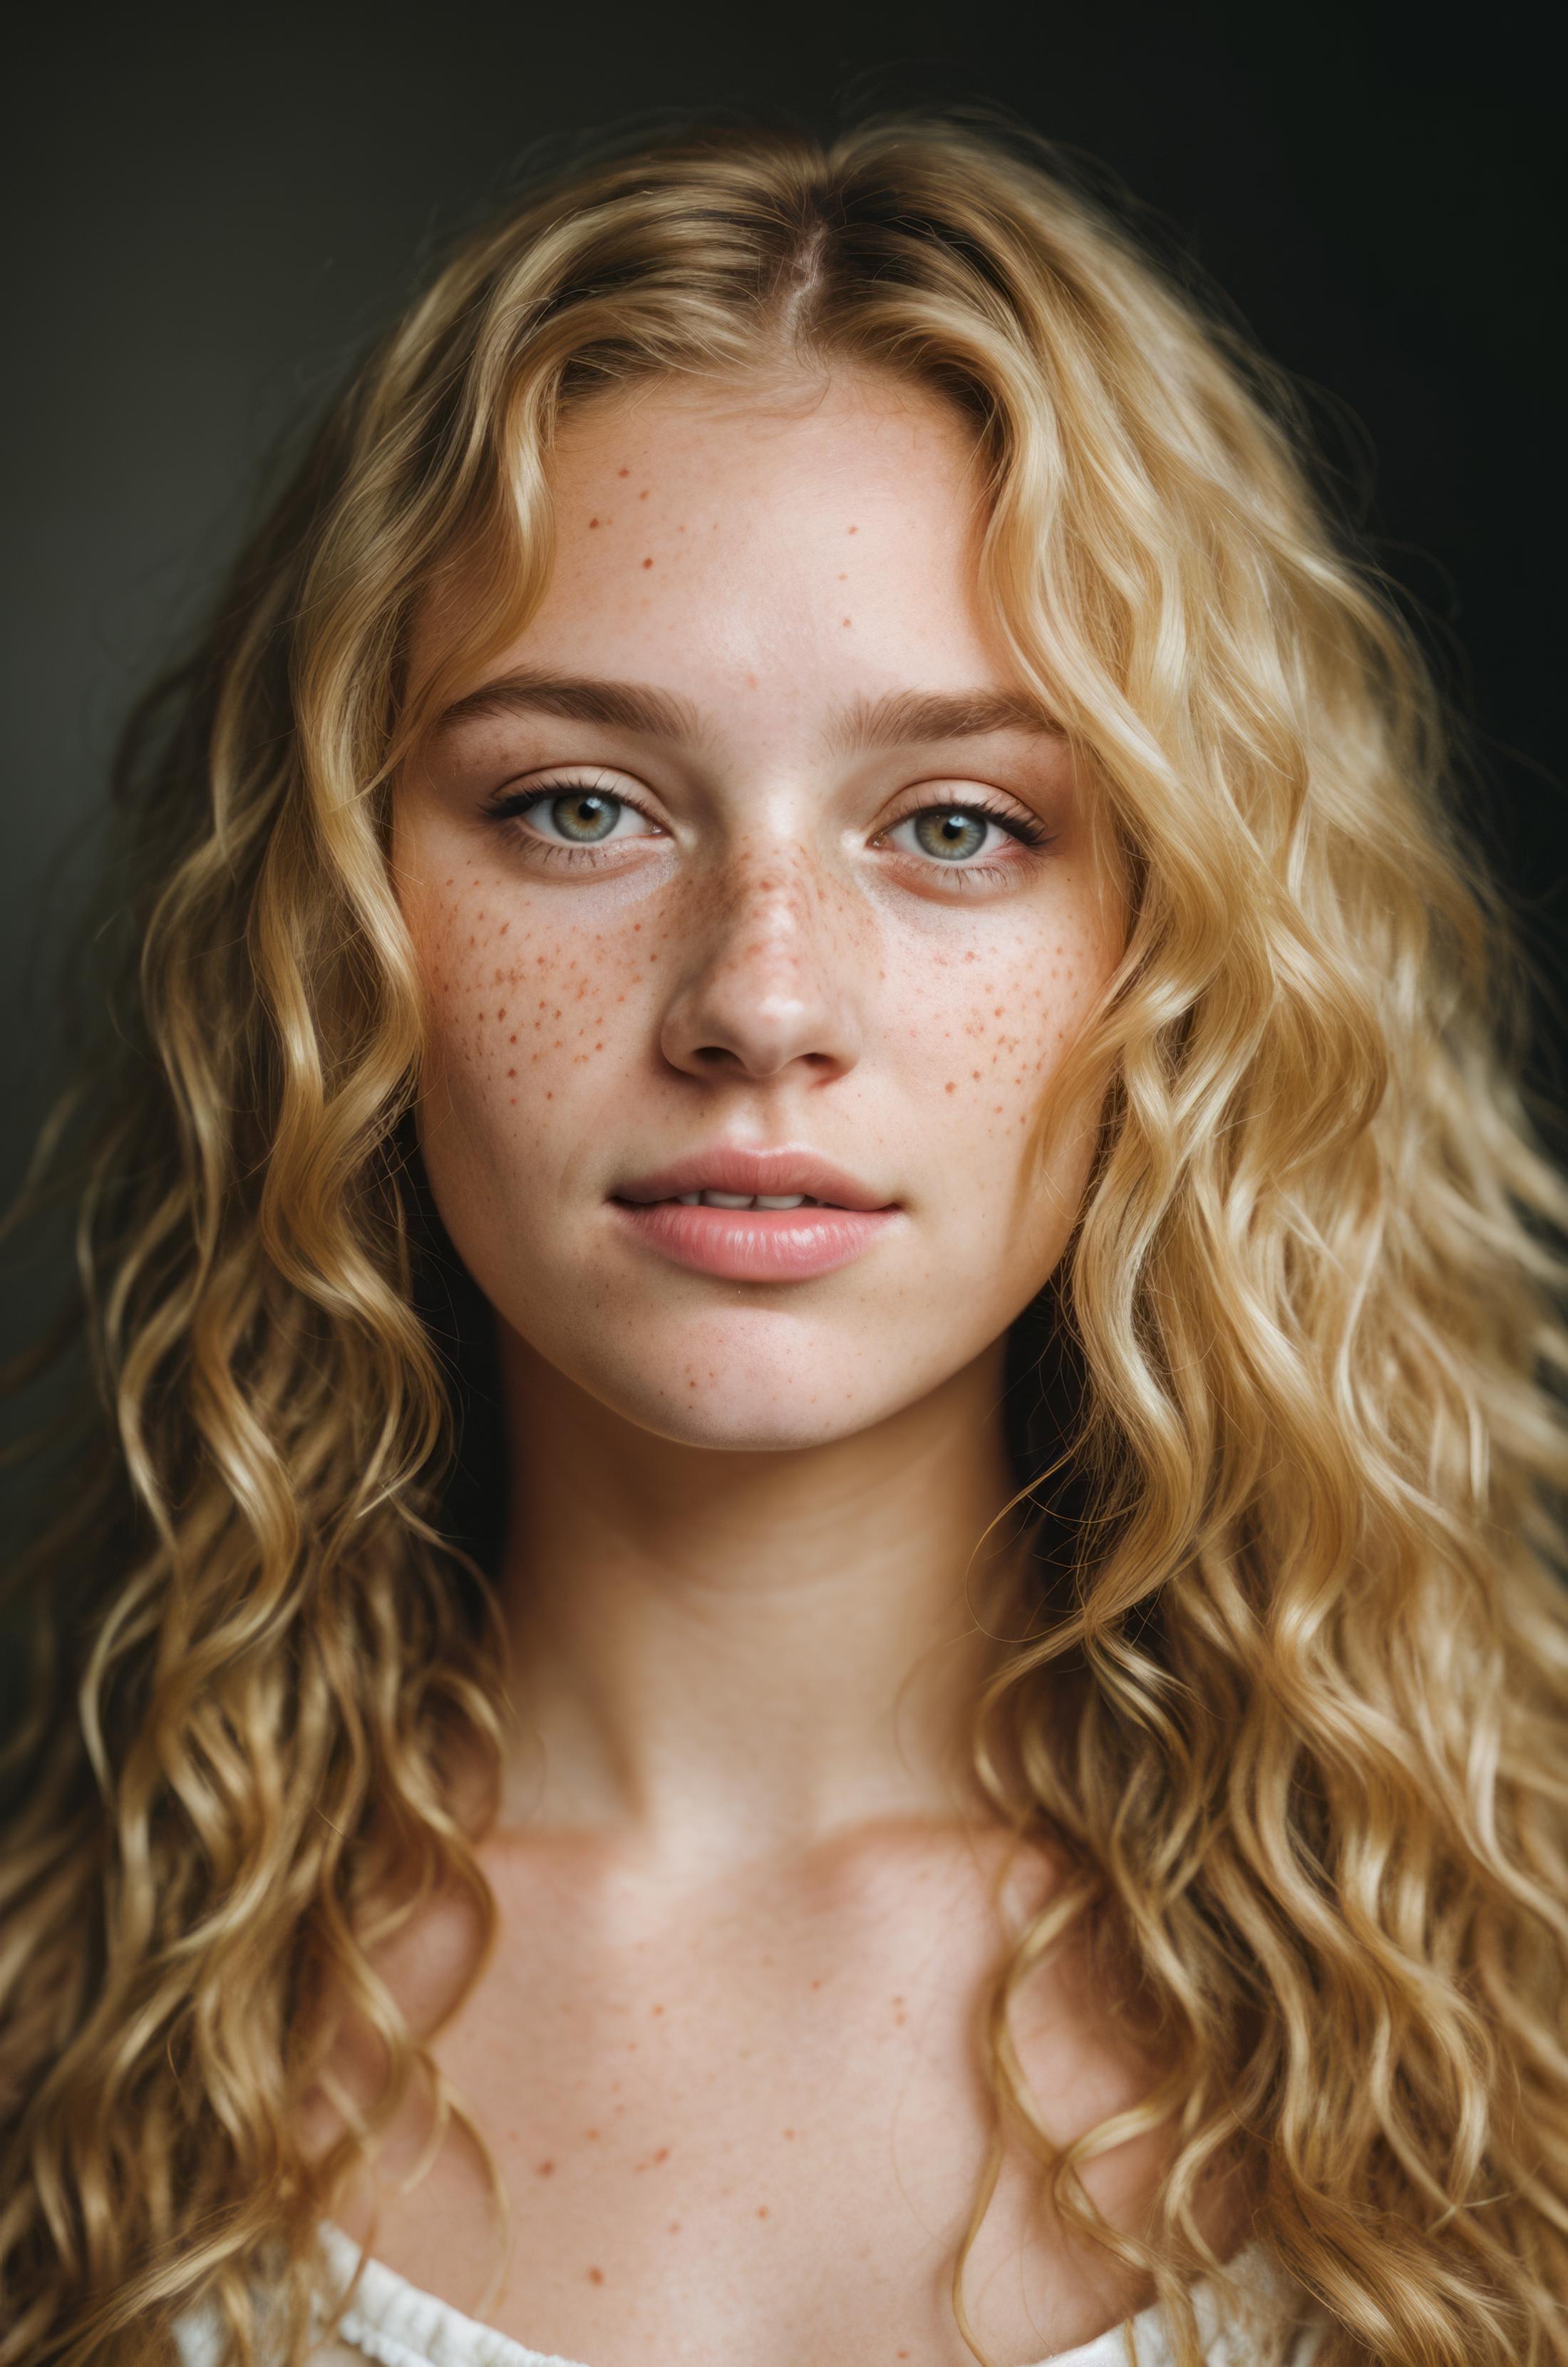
[2,114,1565,2367]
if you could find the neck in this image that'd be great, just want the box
[490,1328,1027,1874]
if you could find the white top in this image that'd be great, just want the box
[175,2222,1328,2367]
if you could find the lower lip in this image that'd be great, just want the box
[610,1199,899,1281]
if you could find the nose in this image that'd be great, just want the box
[659,840,864,1085]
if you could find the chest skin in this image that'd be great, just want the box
[317,1819,1198,2367]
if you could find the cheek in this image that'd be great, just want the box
[404,856,661,1141]
[887,907,1108,1142]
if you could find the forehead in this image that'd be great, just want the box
[474,370,1007,718]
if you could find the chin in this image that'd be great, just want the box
[569,1316,909,1454]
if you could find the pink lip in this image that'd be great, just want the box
[612,1198,897,1282]
[609,1145,901,1283]
[615,1146,893,1212]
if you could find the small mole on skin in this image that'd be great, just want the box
[587,2266,604,2285]
[586,2127,600,2141]
[783,2127,795,2139]
[588,518,599,528]
[639,488,649,500]
[757,2206,769,2219]
[537,2160,555,2177]
[654,2146,670,2163]
[617,467,630,477]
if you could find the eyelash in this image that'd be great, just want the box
[483,776,1051,884]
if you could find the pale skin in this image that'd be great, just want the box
[311,369,1224,2367]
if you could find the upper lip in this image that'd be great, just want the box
[614,1146,896,1212]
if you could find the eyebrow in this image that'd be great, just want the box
[434,670,707,742]
[433,672,1058,751]
[827,688,1060,751]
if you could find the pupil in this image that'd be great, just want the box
[554,791,617,842]
[915,808,986,862]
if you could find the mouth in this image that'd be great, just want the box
[609,1148,899,1282]
[612,1147,895,1216]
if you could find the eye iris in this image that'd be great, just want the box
[914,808,987,862]
[551,791,619,842]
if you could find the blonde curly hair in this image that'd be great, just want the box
[3,113,1566,2367]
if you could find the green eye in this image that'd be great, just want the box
[912,808,991,861]
[548,791,621,842]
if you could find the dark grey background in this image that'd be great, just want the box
[4,0,1562,1234]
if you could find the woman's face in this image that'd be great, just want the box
[394,371,1122,1451]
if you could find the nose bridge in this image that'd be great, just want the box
[716,830,827,975]
[661,818,862,1082]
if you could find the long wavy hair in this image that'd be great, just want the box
[3,113,1566,2367]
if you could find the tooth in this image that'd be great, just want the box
[755,1194,807,1208]
[702,1191,755,1208]
[676,1192,703,1205]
